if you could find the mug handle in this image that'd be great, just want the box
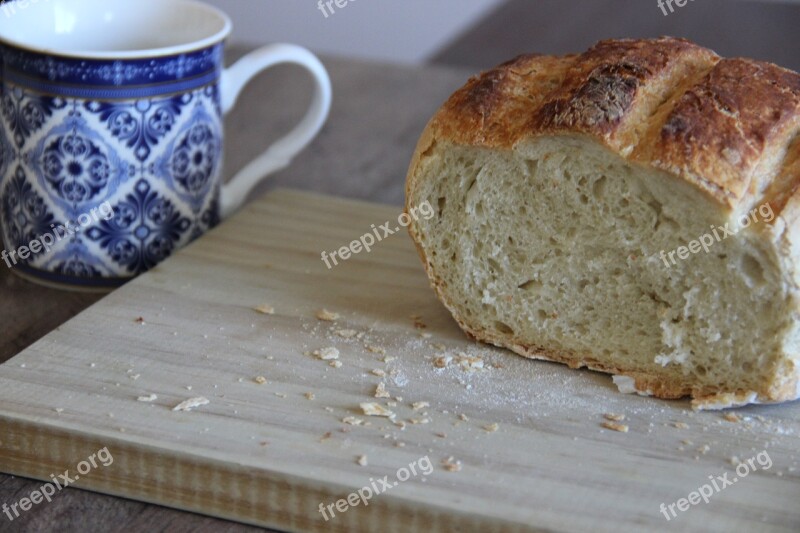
[219,44,332,218]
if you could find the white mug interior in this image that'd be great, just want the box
[0,0,231,58]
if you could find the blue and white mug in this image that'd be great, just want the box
[0,0,332,290]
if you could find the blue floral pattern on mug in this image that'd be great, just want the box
[1,165,57,250]
[0,43,224,287]
[85,94,192,161]
[86,179,192,273]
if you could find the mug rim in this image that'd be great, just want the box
[0,0,232,60]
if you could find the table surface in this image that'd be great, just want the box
[0,48,474,533]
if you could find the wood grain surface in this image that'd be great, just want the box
[0,49,474,533]
[1,189,799,533]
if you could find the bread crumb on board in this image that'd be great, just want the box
[305,392,316,400]
[343,416,365,426]
[253,304,275,315]
[254,376,267,385]
[316,309,340,321]
[601,421,629,433]
[313,347,340,360]
[137,394,158,402]
[371,369,387,377]
[357,455,368,466]
[483,423,499,433]
[335,329,359,339]
[673,422,690,429]
[329,360,343,368]
[374,382,391,398]
[442,456,462,472]
[604,413,625,422]
[366,345,386,354]
[723,412,741,423]
[360,402,395,418]
[172,397,210,412]
[412,401,430,411]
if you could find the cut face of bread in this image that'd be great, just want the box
[405,38,800,409]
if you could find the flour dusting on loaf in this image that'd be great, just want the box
[405,37,800,409]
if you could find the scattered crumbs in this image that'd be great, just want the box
[483,423,499,433]
[673,422,689,429]
[371,369,387,377]
[394,420,407,430]
[442,456,462,472]
[382,355,396,363]
[434,355,452,368]
[185,386,193,391]
[601,421,629,433]
[137,394,157,402]
[419,332,432,339]
[54,408,64,414]
[305,392,316,400]
[329,361,343,368]
[459,413,469,422]
[681,439,693,446]
[254,376,267,385]
[343,416,365,426]
[253,304,275,315]
[324,406,335,412]
[698,444,711,455]
[604,413,625,422]
[412,401,430,411]
[435,432,447,439]
[409,418,430,425]
[435,353,485,371]
[316,309,340,321]
[335,329,359,339]
[723,413,741,423]
[172,397,210,412]
[260,441,269,447]
[274,393,287,398]
[89,363,96,368]
[395,396,403,402]
[413,316,427,329]
[366,345,386,355]
[432,343,446,351]
[129,374,141,381]
[395,441,406,447]
[361,403,395,418]
[387,401,397,407]
[135,317,145,325]
[374,382,391,398]
[357,455,368,466]
[313,347,340,360]
[320,432,333,442]
[729,456,741,466]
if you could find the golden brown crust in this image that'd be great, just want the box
[405,37,800,409]
[413,37,800,212]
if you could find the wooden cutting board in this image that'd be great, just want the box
[0,189,798,533]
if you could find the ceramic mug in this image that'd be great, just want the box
[0,0,332,290]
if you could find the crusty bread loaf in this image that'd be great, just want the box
[405,37,800,410]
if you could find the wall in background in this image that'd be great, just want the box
[202,0,503,64]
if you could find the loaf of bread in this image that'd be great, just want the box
[405,37,800,409]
